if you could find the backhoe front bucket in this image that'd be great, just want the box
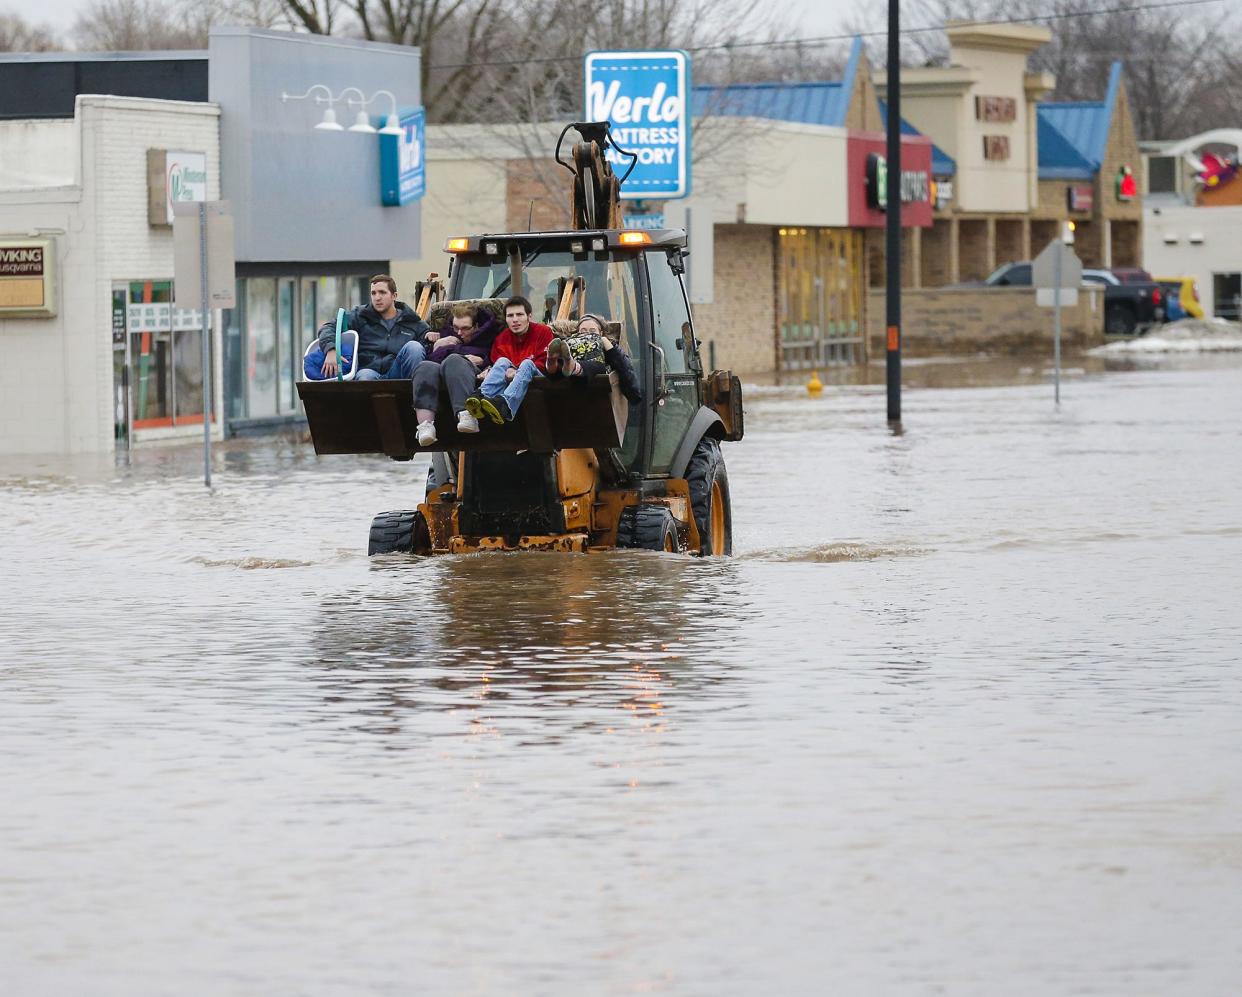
[297,373,628,459]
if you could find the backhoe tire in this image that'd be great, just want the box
[368,509,431,556]
[616,505,681,553]
[686,437,733,556]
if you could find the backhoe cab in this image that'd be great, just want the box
[297,122,744,555]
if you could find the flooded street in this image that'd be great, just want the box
[3,355,1241,995]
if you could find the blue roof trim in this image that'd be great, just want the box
[1036,61,1123,180]
[877,100,956,176]
[1036,111,1096,179]
[691,80,848,126]
[691,36,865,128]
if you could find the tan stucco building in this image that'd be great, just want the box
[877,22,1144,287]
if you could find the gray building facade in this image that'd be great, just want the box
[208,28,423,432]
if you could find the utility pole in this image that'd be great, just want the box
[886,0,902,425]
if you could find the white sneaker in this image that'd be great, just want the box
[416,420,437,447]
[456,410,480,434]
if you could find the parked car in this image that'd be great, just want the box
[1155,275,1205,319]
[983,261,1163,335]
[1081,268,1166,334]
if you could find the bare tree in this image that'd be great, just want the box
[0,10,59,50]
[266,0,799,121]
[844,0,1237,141]
[73,0,285,50]
[435,0,779,221]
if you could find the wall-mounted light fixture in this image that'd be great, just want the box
[281,85,405,137]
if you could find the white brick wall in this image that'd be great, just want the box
[0,97,220,455]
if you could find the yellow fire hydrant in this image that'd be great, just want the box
[806,371,823,395]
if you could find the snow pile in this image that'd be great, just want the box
[1089,317,1242,354]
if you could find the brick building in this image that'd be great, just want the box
[0,95,221,454]
[0,30,424,454]
[878,24,1144,286]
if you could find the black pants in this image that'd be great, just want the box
[412,354,478,415]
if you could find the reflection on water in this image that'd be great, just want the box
[2,356,1241,995]
[304,555,754,744]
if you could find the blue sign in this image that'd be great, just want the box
[584,50,690,200]
[379,107,425,207]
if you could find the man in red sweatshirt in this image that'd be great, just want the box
[466,295,555,425]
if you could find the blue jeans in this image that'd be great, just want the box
[480,357,541,416]
[355,341,426,380]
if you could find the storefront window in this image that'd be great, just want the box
[119,280,211,430]
[223,272,370,429]
[224,284,245,420]
[246,279,278,418]
[173,325,204,420]
[112,289,129,443]
[278,278,297,413]
[777,228,865,370]
[1214,273,1241,321]
[301,279,317,340]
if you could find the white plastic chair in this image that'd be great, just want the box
[302,329,360,381]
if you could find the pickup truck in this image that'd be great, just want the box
[984,261,1164,335]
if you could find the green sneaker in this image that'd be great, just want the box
[477,394,511,425]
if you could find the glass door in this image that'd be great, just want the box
[278,278,298,412]
[1213,273,1241,320]
[246,278,278,418]
[777,228,866,369]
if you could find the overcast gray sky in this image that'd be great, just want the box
[5,0,859,45]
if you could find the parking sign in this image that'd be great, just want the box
[584,50,691,200]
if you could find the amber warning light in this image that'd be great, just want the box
[445,237,469,252]
[618,231,652,246]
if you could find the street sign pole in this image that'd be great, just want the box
[1033,237,1081,409]
[885,0,902,425]
[174,200,236,489]
[1053,242,1062,407]
[198,201,212,487]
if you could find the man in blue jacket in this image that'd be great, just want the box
[317,274,430,380]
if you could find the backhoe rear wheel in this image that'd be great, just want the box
[368,509,431,556]
[686,437,733,556]
[617,505,681,553]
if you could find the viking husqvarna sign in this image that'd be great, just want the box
[584,50,690,200]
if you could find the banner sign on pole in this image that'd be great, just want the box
[584,50,690,200]
[173,201,236,309]
[1033,239,1082,308]
[380,107,426,207]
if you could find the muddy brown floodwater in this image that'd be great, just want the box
[2,354,1241,995]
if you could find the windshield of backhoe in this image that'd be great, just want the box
[455,249,644,360]
[456,246,646,468]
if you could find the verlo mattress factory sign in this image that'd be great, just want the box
[0,239,56,317]
[584,50,691,200]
